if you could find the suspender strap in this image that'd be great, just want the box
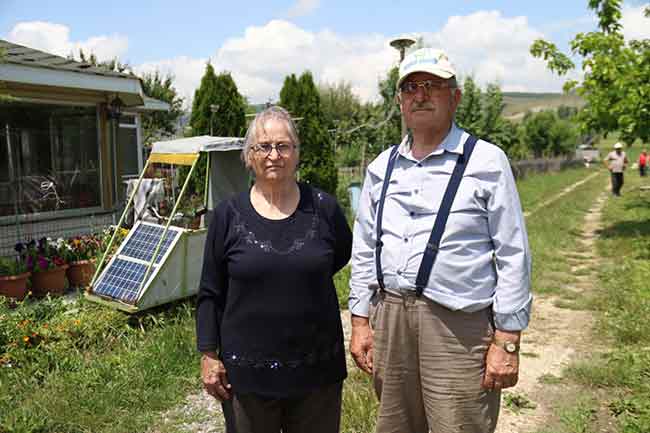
[374,144,400,290]
[414,135,478,296]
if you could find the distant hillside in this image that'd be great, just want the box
[502,92,584,121]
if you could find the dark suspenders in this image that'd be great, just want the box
[374,134,479,296]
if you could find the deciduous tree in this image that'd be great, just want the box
[530,0,650,144]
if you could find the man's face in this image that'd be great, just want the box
[397,72,461,133]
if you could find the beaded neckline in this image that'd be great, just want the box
[231,186,323,256]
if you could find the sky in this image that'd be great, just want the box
[1,0,649,107]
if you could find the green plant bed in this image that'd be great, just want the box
[0,297,197,433]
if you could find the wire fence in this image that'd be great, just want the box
[0,210,116,257]
[339,157,583,182]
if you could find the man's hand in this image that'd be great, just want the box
[350,315,374,374]
[201,351,232,401]
[482,330,520,391]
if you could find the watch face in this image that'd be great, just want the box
[505,342,517,353]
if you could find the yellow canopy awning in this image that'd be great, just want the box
[148,153,199,166]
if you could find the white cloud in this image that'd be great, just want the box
[133,56,208,105]
[621,3,650,41]
[422,10,579,93]
[286,0,321,18]
[6,21,128,61]
[138,20,395,106]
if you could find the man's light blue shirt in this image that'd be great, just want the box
[349,123,532,331]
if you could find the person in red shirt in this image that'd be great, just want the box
[639,150,648,177]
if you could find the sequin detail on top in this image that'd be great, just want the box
[222,342,342,370]
[231,191,322,255]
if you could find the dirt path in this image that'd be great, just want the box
[154,176,607,433]
[495,184,608,433]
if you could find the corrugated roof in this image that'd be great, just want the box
[0,39,134,80]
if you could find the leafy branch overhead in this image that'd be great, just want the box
[530,0,650,144]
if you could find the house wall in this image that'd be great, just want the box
[1,87,144,256]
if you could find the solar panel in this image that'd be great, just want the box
[93,258,148,303]
[92,222,182,304]
[120,223,179,263]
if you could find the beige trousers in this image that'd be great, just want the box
[370,291,500,433]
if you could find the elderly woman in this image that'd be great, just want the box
[196,106,352,433]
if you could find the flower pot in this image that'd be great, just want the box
[31,265,68,297]
[0,272,31,300]
[66,260,96,288]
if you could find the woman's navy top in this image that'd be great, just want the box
[196,183,352,398]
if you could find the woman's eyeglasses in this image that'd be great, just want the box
[253,143,295,157]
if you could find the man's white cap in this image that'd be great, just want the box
[397,48,457,89]
[614,142,623,149]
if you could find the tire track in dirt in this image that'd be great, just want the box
[495,182,608,433]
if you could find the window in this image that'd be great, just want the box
[0,103,101,216]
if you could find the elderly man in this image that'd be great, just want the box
[349,48,532,433]
[605,142,628,196]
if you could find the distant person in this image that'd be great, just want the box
[605,142,629,196]
[196,106,352,433]
[639,149,647,177]
[349,47,532,433]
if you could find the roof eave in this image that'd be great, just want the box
[0,63,145,106]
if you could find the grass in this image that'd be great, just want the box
[523,169,606,296]
[535,144,650,433]
[503,391,537,413]
[538,373,563,385]
[0,296,199,433]
[340,371,378,433]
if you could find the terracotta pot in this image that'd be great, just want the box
[66,260,96,288]
[0,272,31,300]
[31,265,69,297]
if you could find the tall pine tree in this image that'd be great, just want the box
[280,71,337,194]
[183,64,246,197]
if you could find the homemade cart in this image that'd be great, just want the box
[85,136,249,312]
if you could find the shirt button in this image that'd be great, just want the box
[403,237,408,242]
[417,163,422,167]
[414,189,419,194]
[396,270,402,275]
[409,211,415,216]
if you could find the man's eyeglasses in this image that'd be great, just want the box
[253,142,295,157]
[400,80,453,95]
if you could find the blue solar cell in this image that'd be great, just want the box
[120,224,179,263]
[93,258,149,303]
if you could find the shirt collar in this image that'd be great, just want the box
[397,122,465,161]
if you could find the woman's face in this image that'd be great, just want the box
[249,118,299,183]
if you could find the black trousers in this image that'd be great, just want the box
[222,381,343,433]
[611,172,624,196]
[640,165,647,177]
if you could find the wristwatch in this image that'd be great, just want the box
[493,338,520,354]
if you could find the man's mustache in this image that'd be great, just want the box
[411,103,435,112]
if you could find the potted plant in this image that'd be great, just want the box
[20,238,68,297]
[0,254,30,300]
[65,234,101,288]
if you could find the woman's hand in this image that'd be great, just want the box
[201,352,232,401]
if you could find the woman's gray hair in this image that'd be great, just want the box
[241,105,300,169]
